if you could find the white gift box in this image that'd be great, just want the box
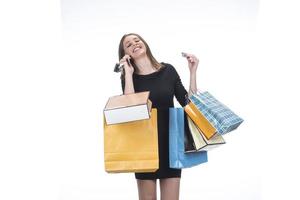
[104,91,152,125]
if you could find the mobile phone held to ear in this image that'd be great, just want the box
[114,57,132,73]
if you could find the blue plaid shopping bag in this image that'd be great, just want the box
[169,108,208,169]
[189,91,243,135]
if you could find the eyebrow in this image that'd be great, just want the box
[125,37,139,45]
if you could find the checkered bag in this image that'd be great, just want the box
[189,91,243,135]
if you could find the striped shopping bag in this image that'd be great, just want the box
[189,91,244,135]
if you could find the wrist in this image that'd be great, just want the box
[190,72,197,79]
[125,72,133,78]
[190,69,197,74]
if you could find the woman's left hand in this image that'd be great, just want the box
[183,53,199,73]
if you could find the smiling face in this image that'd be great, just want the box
[118,33,162,79]
[122,35,147,59]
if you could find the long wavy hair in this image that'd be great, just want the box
[118,33,162,79]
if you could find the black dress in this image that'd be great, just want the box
[121,62,188,180]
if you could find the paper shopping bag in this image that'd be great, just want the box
[184,102,217,139]
[104,108,158,173]
[169,108,208,169]
[186,116,225,152]
[190,91,243,135]
[104,91,152,125]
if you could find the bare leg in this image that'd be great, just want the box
[159,178,180,200]
[136,179,157,200]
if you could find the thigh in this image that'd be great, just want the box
[159,178,181,200]
[136,179,157,200]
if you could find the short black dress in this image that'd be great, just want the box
[121,63,188,180]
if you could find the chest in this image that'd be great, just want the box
[133,74,175,103]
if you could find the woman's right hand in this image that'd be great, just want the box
[119,54,134,76]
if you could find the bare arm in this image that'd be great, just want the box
[120,54,135,94]
[183,53,199,96]
[189,71,197,96]
[124,74,135,94]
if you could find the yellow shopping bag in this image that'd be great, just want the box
[104,109,159,173]
[184,102,217,140]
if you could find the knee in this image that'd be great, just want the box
[140,195,156,200]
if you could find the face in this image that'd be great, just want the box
[123,35,147,59]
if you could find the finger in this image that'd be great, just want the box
[182,52,192,58]
[120,54,130,61]
[187,55,196,63]
[185,53,194,58]
[182,52,198,63]
[188,57,194,63]
[119,59,129,67]
[189,55,199,63]
[124,54,132,60]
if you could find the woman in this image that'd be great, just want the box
[118,33,199,200]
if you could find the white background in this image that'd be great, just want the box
[0,0,299,199]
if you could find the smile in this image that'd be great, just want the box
[133,46,141,53]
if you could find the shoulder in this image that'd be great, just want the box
[161,62,179,76]
[161,62,174,69]
[161,62,177,73]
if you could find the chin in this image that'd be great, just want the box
[132,51,146,59]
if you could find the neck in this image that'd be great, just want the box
[134,56,156,75]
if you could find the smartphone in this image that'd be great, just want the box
[126,57,132,66]
[181,52,188,57]
[114,57,132,73]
